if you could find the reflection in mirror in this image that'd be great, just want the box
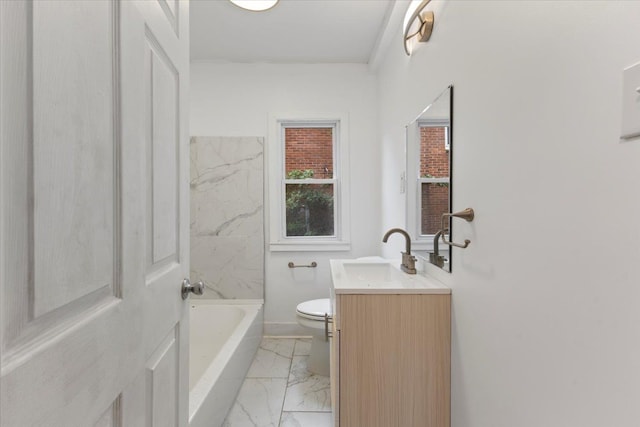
[406,86,453,272]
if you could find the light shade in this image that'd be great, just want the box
[229,0,279,12]
[403,0,434,56]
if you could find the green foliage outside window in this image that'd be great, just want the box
[287,169,315,180]
[286,170,334,236]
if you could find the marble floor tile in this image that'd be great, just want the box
[247,338,295,378]
[293,339,311,356]
[222,378,287,427]
[282,356,331,412]
[222,338,333,427]
[279,411,333,427]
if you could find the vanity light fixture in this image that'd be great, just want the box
[403,0,434,56]
[229,0,279,12]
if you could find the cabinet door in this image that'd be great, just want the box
[339,294,451,427]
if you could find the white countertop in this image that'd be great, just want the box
[330,258,451,295]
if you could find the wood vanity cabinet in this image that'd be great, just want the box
[330,293,451,427]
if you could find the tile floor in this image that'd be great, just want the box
[222,337,333,427]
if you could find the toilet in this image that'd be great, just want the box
[295,298,332,376]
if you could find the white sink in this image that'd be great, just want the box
[341,262,404,288]
[330,258,450,294]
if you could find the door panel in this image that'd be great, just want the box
[157,0,179,36]
[95,397,123,427]
[146,30,180,268]
[1,0,120,359]
[0,1,190,425]
[32,0,117,317]
[146,328,180,427]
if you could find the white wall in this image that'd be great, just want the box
[377,1,640,426]
[190,63,380,333]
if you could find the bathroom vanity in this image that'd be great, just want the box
[329,259,451,427]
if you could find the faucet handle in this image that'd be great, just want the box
[401,252,417,274]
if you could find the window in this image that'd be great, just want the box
[268,114,350,251]
[284,126,335,237]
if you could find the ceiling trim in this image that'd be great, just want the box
[368,0,407,71]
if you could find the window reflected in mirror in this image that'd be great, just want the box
[406,85,453,272]
[419,125,450,236]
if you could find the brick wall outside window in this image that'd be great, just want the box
[420,127,450,234]
[420,127,449,177]
[285,127,333,178]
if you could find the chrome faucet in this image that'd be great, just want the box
[429,229,448,268]
[382,228,417,274]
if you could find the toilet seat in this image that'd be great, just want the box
[296,298,331,321]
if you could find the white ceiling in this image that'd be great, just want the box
[190,0,395,64]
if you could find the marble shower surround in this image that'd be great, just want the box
[190,136,264,299]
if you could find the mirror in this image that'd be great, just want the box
[405,85,453,272]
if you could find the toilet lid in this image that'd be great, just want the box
[296,298,332,320]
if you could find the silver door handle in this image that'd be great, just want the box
[181,278,204,300]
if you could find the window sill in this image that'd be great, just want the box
[269,241,351,252]
[411,240,435,252]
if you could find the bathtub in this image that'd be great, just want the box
[189,299,263,427]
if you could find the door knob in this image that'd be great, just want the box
[181,278,204,300]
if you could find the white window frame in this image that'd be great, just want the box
[406,118,451,251]
[267,113,351,252]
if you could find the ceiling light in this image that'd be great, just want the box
[229,0,279,12]
[403,0,434,56]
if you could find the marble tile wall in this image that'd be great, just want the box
[190,136,264,299]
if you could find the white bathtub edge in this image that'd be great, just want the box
[189,301,263,427]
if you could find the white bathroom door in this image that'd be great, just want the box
[0,1,190,426]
